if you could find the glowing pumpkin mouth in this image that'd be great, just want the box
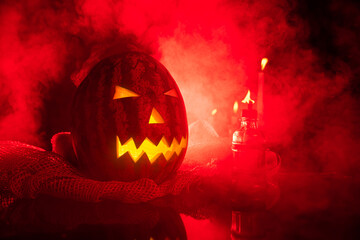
[116,136,187,163]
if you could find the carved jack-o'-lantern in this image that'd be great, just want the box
[71,52,188,183]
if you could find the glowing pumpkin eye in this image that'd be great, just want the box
[164,89,178,98]
[113,86,140,99]
[149,107,164,124]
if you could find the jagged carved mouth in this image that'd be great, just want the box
[116,136,187,163]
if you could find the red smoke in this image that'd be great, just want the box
[0,3,67,144]
[0,0,359,174]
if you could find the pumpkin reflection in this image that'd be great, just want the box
[2,197,187,240]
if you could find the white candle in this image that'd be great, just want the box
[257,58,268,128]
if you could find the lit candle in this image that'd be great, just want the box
[241,90,256,119]
[233,101,239,114]
[210,108,217,126]
[230,100,240,135]
[257,58,268,128]
[232,100,239,123]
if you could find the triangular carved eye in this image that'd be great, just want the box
[149,108,164,124]
[164,89,178,98]
[113,86,140,99]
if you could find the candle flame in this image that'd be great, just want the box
[241,90,255,104]
[233,101,239,114]
[211,109,217,116]
[261,58,268,71]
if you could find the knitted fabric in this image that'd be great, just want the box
[0,141,196,207]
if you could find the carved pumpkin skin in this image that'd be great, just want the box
[71,52,188,183]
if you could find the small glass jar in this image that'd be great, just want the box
[232,113,266,171]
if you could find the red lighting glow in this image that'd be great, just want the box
[0,0,358,182]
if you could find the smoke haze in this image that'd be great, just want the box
[0,0,359,174]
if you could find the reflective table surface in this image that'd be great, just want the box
[1,171,359,240]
